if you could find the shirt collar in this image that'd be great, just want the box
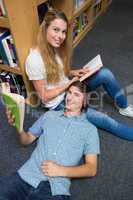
[58,110,86,121]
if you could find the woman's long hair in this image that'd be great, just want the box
[37,9,70,84]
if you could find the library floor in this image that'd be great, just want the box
[0,0,133,199]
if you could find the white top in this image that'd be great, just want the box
[25,48,69,109]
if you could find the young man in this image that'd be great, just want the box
[0,81,100,200]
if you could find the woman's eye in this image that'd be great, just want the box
[54,28,59,32]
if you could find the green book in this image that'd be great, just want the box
[1,82,25,132]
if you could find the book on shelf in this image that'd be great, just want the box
[2,35,17,67]
[74,0,85,9]
[1,82,25,132]
[0,0,7,17]
[0,29,10,65]
[0,29,18,67]
[93,0,102,6]
[73,11,88,41]
[79,54,103,82]
[0,71,27,97]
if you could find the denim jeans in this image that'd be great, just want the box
[0,173,70,200]
[86,108,133,141]
[84,67,128,108]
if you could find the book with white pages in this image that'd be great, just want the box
[79,54,103,82]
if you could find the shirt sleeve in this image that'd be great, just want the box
[84,126,100,155]
[25,50,46,80]
[28,113,47,137]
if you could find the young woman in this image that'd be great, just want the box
[25,9,133,140]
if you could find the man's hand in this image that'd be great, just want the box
[41,160,64,177]
[6,108,15,127]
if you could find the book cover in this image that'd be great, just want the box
[1,82,25,132]
[80,54,103,82]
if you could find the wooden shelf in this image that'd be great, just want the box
[103,0,112,10]
[72,0,92,20]
[73,22,93,48]
[0,17,9,28]
[35,0,48,6]
[0,64,22,75]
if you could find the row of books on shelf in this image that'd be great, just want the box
[0,71,26,97]
[0,28,18,67]
[73,11,88,41]
[0,0,7,17]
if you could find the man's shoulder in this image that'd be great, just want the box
[76,113,97,129]
[42,110,63,118]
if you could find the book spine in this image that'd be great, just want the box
[0,0,7,16]
[0,32,10,65]
[2,35,17,67]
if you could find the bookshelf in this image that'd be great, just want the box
[0,0,112,105]
[0,0,40,104]
[52,0,112,47]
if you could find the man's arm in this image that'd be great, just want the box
[6,109,37,146]
[17,130,37,146]
[41,154,98,178]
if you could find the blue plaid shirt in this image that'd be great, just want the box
[18,110,100,196]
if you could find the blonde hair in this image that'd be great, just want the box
[37,9,70,84]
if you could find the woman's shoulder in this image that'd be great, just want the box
[27,48,42,60]
[26,48,44,67]
[25,48,46,79]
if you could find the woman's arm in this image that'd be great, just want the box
[32,77,78,103]
[41,154,98,178]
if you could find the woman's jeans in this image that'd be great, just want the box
[86,108,133,141]
[0,173,70,200]
[85,67,128,108]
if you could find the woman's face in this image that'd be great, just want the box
[46,18,67,48]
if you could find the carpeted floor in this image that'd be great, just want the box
[0,0,133,199]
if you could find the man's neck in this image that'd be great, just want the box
[64,109,81,117]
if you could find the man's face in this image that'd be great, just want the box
[65,86,84,112]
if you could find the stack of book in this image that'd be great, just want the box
[0,29,18,67]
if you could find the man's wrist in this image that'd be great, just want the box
[59,166,67,177]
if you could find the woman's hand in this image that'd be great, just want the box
[6,108,15,127]
[41,160,65,177]
[71,68,90,78]
[69,76,79,85]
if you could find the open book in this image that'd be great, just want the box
[1,82,25,132]
[80,54,103,82]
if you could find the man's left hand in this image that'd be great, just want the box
[41,160,64,177]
